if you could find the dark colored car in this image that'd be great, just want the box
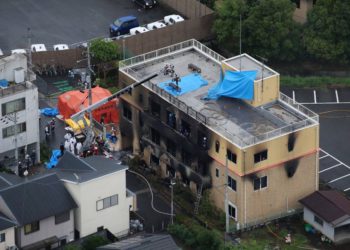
[133,0,158,9]
[109,16,139,37]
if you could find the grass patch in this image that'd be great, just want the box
[281,76,350,88]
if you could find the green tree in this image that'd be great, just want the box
[214,0,301,61]
[304,0,350,63]
[81,235,109,250]
[90,39,121,83]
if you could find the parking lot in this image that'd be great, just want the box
[0,0,171,53]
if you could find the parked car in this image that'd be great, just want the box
[11,49,27,54]
[133,0,158,9]
[164,14,184,25]
[146,21,166,30]
[129,27,149,35]
[31,44,47,52]
[53,44,69,51]
[110,16,139,37]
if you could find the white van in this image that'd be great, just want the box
[129,27,149,35]
[146,21,166,30]
[31,44,47,52]
[53,44,69,51]
[164,14,184,25]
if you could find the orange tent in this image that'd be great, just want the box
[57,86,119,124]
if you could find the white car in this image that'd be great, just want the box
[11,49,27,54]
[53,44,69,51]
[129,27,149,35]
[31,44,47,52]
[164,14,184,25]
[146,21,166,30]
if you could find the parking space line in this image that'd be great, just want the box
[335,89,339,103]
[292,91,295,104]
[321,150,350,170]
[319,155,329,160]
[328,173,350,184]
[313,90,317,103]
[319,163,342,173]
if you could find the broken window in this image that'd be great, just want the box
[123,106,132,121]
[150,128,160,145]
[180,120,191,138]
[166,110,176,129]
[253,176,268,191]
[215,140,220,153]
[166,138,176,156]
[254,150,268,163]
[151,100,161,117]
[227,149,237,164]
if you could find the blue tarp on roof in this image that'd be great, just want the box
[159,73,208,96]
[206,70,257,100]
[0,79,8,88]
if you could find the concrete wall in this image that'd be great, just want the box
[19,210,74,248]
[303,207,335,240]
[65,171,130,238]
[0,54,27,82]
[0,82,40,161]
[211,153,318,227]
[0,227,15,249]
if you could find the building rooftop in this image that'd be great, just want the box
[300,190,350,226]
[52,152,128,183]
[120,39,318,148]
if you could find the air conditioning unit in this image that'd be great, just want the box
[14,67,25,83]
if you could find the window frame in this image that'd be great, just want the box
[254,150,268,164]
[228,175,237,191]
[227,149,237,164]
[314,215,324,226]
[150,128,160,145]
[166,138,176,156]
[2,98,25,116]
[96,194,119,211]
[123,106,132,121]
[228,202,237,220]
[2,122,26,138]
[0,232,5,242]
[253,176,268,191]
[215,168,219,178]
[55,211,70,225]
[24,221,40,235]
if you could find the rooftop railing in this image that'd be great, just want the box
[0,81,36,98]
[120,40,319,148]
[119,39,225,69]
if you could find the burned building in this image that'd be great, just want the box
[118,39,319,229]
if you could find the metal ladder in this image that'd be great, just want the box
[194,183,203,215]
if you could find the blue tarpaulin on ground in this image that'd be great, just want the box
[206,70,257,100]
[159,73,208,96]
[40,108,59,117]
[0,79,8,88]
[45,150,62,169]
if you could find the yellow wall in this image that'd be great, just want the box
[221,61,280,107]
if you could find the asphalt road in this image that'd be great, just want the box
[0,0,171,53]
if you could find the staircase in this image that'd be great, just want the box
[194,183,203,215]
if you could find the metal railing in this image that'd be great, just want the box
[119,39,225,69]
[0,81,36,98]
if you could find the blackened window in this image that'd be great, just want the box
[151,100,161,117]
[215,141,220,153]
[228,176,236,191]
[166,139,176,156]
[123,106,132,121]
[215,168,219,177]
[151,154,159,165]
[227,149,237,164]
[254,150,268,163]
[181,149,192,166]
[198,131,208,149]
[228,204,236,219]
[166,111,176,129]
[151,128,160,145]
[138,94,143,104]
[291,0,300,8]
[254,176,268,191]
[180,120,191,138]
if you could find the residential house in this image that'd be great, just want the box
[0,213,16,250]
[300,190,350,245]
[0,173,77,249]
[52,152,134,239]
[118,39,319,229]
[0,53,40,170]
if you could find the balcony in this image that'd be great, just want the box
[0,81,36,98]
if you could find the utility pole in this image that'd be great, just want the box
[239,14,242,71]
[87,43,93,126]
[225,155,229,234]
[27,27,32,79]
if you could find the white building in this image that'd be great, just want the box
[300,190,350,245]
[53,152,135,238]
[0,53,39,168]
[0,215,16,250]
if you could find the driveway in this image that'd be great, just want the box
[0,0,171,53]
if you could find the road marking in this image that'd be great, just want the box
[335,89,339,103]
[292,91,295,104]
[313,90,317,103]
[319,155,329,160]
[328,173,350,183]
[319,163,342,173]
[344,187,350,192]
